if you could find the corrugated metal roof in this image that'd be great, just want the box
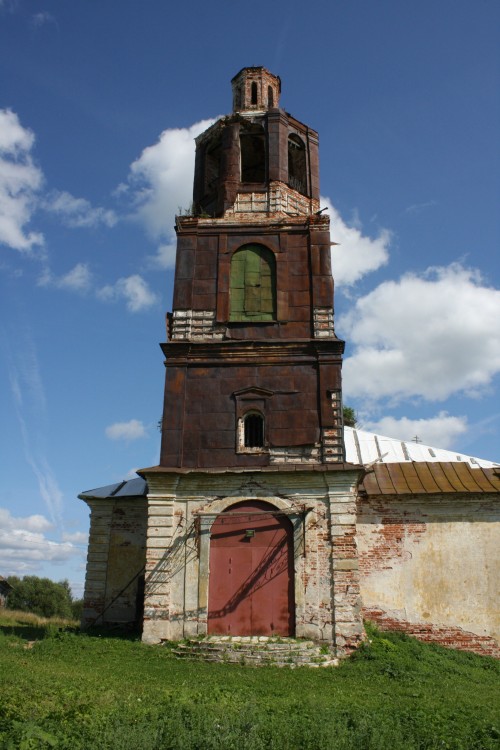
[344,427,499,469]
[361,462,500,496]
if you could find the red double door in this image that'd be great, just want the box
[207,500,295,636]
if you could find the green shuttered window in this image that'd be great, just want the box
[229,245,276,322]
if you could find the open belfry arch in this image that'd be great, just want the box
[80,67,365,655]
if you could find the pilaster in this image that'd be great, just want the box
[324,472,365,655]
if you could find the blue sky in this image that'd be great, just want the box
[1,0,499,595]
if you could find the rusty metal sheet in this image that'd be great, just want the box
[398,464,427,493]
[362,463,500,496]
[385,464,413,494]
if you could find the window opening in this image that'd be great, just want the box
[251,81,258,105]
[244,413,264,448]
[229,244,276,322]
[235,87,242,111]
[204,142,221,195]
[240,126,266,182]
[268,86,274,108]
[288,134,307,195]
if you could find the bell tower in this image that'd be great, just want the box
[161,66,343,467]
[141,68,364,655]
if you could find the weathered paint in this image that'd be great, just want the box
[207,500,294,636]
[357,493,500,657]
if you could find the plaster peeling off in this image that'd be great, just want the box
[358,521,427,573]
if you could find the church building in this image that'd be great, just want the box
[80,68,500,659]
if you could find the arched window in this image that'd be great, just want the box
[288,134,307,195]
[251,81,258,105]
[244,412,264,448]
[229,244,276,322]
[268,85,274,108]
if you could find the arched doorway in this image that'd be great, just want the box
[207,500,295,636]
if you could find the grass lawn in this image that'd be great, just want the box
[0,611,499,749]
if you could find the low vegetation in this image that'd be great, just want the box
[4,576,83,621]
[0,612,498,749]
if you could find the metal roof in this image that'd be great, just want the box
[361,461,500,496]
[344,427,499,469]
[78,429,499,501]
[78,477,147,500]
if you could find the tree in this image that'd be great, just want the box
[343,406,357,428]
[6,576,74,619]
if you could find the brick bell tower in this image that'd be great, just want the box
[140,68,364,654]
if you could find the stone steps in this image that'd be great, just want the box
[172,636,339,668]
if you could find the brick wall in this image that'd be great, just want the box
[357,492,500,658]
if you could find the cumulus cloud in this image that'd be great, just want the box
[122,118,217,267]
[323,197,390,287]
[43,189,117,229]
[0,109,44,252]
[105,419,147,441]
[341,263,500,402]
[38,262,92,292]
[0,508,52,533]
[127,118,215,239]
[0,507,80,576]
[98,274,158,312]
[363,412,468,449]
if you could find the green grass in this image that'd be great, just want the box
[0,613,498,749]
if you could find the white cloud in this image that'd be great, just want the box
[322,197,390,287]
[363,412,468,449]
[105,419,147,441]
[127,118,215,239]
[38,262,92,292]
[6,326,64,525]
[0,507,80,576]
[0,109,44,252]
[404,200,437,216]
[0,508,53,533]
[43,189,117,229]
[148,242,176,270]
[125,118,216,264]
[341,263,500,402]
[61,531,88,545]
[98,274,158,312]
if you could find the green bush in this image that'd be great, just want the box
[6,576,74,619]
